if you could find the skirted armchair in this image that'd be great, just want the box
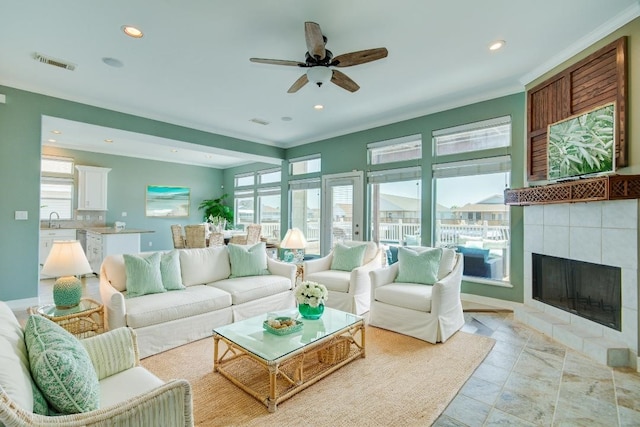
[303,240,382,315]
[369,246,464,343]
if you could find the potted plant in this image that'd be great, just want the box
[198,194,233,230]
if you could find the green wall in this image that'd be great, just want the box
[43,146,223,251]
[0,86,284,302]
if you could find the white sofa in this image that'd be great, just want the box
[100,245,296,358]
[0,301,193,426]
[369,246,464,343]
[303,241,382,315]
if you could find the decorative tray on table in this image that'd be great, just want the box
[263,317,303,336]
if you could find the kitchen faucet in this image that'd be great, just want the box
[48,211,60,228]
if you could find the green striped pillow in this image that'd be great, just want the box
[227,242,270,278]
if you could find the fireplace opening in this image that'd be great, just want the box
[532,253,621,331]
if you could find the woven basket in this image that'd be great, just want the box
[318,337,351,364]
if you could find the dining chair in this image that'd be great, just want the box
[184,224,207,248]
[209,232,225,247]
[245,224,262,245]
[170,224,185,249]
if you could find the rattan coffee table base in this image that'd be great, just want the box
[213,321,365,412]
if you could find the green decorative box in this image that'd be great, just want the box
[263,317,303,336]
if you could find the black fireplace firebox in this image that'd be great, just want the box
[532,253,621,331]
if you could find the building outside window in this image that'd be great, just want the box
[432,116,511,283]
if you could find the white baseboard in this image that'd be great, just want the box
[461,293,521,311]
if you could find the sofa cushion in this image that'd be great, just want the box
[210,274,292,305]
[331,243,367,271]
[125,285,232,329]
[457,246,490,262]
[374,282,433,312]
[124,253,166,298]
[305,270,351,293]
[24,315,100,414]
[227,242,270,278]
[160,250,185,290]
[180,246,230,286]
[395,247,442,285]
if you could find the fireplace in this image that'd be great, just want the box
[532,253,621,331]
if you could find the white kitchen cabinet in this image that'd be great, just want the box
[76,165,111,211]
[86,230,141,275]
[39,229,77,278]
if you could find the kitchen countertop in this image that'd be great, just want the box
[82,227,155,235]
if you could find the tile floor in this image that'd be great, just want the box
[25,277,640,426]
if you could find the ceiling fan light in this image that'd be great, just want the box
[306,66,332,87]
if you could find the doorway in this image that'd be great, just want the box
[321,172,364,254]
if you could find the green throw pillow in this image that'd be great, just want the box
[160,250,185,290]
[395,247,442,285]
[24,316,99,414]
[227,242,270,278]
[330,243,367,271]
[124,252,166,298]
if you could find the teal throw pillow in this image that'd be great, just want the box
[124,252,166,298]
[395,247,442,285]
[160,250,185,290]
[24,316,99,414]
[227,242,270,278]
[31,379,49,415]
[330,243,367,271]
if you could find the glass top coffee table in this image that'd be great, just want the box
[212,307,365,412]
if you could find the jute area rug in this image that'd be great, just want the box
[141,327,494,427]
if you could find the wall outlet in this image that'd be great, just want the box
[98,215,103,220]
[148,241,153,247]
[14,211,28,220]
[122,212,127,217]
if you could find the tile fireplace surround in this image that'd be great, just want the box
[517,199,639,370]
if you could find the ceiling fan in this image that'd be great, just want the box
[250,21,388,93]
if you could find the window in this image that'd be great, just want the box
[368,167,421,246]
[289,179,321,256]
[258,187,281,239]
[235,173,254,187]
[234,189,254,228]
[40,156,74,220]
[233,168,281,233]
[434,116,510,156]
[258,168,281,185]
[290,155,321,175]
[368,135,421,165]
[433,117,511,283]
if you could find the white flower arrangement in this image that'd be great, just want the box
[295,281,328,307]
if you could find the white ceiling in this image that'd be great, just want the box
[2,1,639,168]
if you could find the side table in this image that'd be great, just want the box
[28,298,104,339]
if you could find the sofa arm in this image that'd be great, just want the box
[267,258,296,285]
[303,254,333,277]
[432,254,464,315]
[370,263,399,290]
[349,249,383,295]
[1,379,193,427]
[99,267,127,331]
[81,327,139,380]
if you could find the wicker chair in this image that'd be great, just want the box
[245,224,262,245]
[184,225,206,248]
[209,232,225,247]
[171,224,185,249]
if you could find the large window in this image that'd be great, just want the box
[289,179,321,256]
[433,118,511,283]
[40,156,74,220]
[368,135,421,165]
[233,169,281,235]
[290,155,321,175]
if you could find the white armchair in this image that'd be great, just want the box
[369,246,464,343]
[303,241,382,315]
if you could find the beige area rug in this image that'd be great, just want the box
[141,327,495,427]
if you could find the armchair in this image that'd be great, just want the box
[303,240,382,315]
[369,246,464,343]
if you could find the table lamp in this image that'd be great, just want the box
[280,228,307,263]
[41,240,93,309]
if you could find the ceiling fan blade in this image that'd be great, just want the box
[288,74,309,93]
[305,21,326,60]
[331,48,388,67]
[250,58,305,67]
[331,70,360,92]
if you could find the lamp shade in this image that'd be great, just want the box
[41,240,92,277]
[280,228,307,249]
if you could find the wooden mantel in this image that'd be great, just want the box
[504,175,640,206]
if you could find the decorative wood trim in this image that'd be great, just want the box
[504,175,640,206]
[526,37,627,181]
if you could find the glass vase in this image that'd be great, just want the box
[298,303,325,320]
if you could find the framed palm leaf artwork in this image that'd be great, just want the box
[547,102,615,181]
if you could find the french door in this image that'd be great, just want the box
[321,172,364,254]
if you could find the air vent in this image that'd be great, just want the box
[249,118,270,126]
[33,53,76,71]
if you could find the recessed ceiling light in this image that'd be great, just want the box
[104,139,113,143]
[170,149,178,153]
[47,139,56,143]
[281,116,293,122]
[102,57,124,68]
[489,40,506,51]
[122,25,144,38]
[51,130,61,135]
[313,104,324,110]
